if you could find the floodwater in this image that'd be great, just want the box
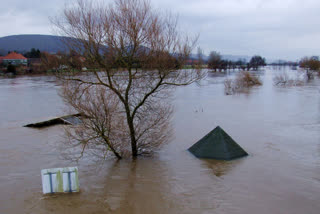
[0,68,319,214]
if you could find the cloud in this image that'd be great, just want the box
[1,0,320,60]
[0,0,65,36]
[153,0,320,60]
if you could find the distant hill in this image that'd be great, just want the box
[0,34,67,55]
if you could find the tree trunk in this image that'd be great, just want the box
[124,104,138,157]
[128,117,138,157]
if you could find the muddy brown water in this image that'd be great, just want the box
[0,68,319,214]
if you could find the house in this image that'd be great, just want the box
[0,56,4,64]
[2,52,28,66]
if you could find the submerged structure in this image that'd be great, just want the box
[188,126,248,160]
[41,167,79,194]
[24,113,82,128]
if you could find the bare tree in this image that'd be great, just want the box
[300,56,320,71]
[299,56,320,80]
[208,51,222,72]
[40,52,61,72]
[273,71,305,86]
[224,78,235,95]
[52,0,203,159]
[248,55,266,71]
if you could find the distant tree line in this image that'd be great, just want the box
[269,61,298,67]
[3,46,320,79]
[207,51,266,72]
[24,48,41,58]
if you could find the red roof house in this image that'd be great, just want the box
[3,52,28,65]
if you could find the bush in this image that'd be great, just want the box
[224,71,262,95]
[224,79,235,95]
[273,72,305,86]
[236,71,262,87]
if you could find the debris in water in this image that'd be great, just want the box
[188,126,248,160]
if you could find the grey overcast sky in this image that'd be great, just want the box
[1,0,320,61]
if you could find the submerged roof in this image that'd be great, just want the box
[3,52,27,60]
[24,113,83,128]
[188,126,248,160]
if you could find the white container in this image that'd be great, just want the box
[41,167,79,194]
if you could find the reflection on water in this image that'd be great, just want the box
[0,67,320,214]
[202,159,243,177]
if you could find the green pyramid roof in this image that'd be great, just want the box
[188,126,248,160]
